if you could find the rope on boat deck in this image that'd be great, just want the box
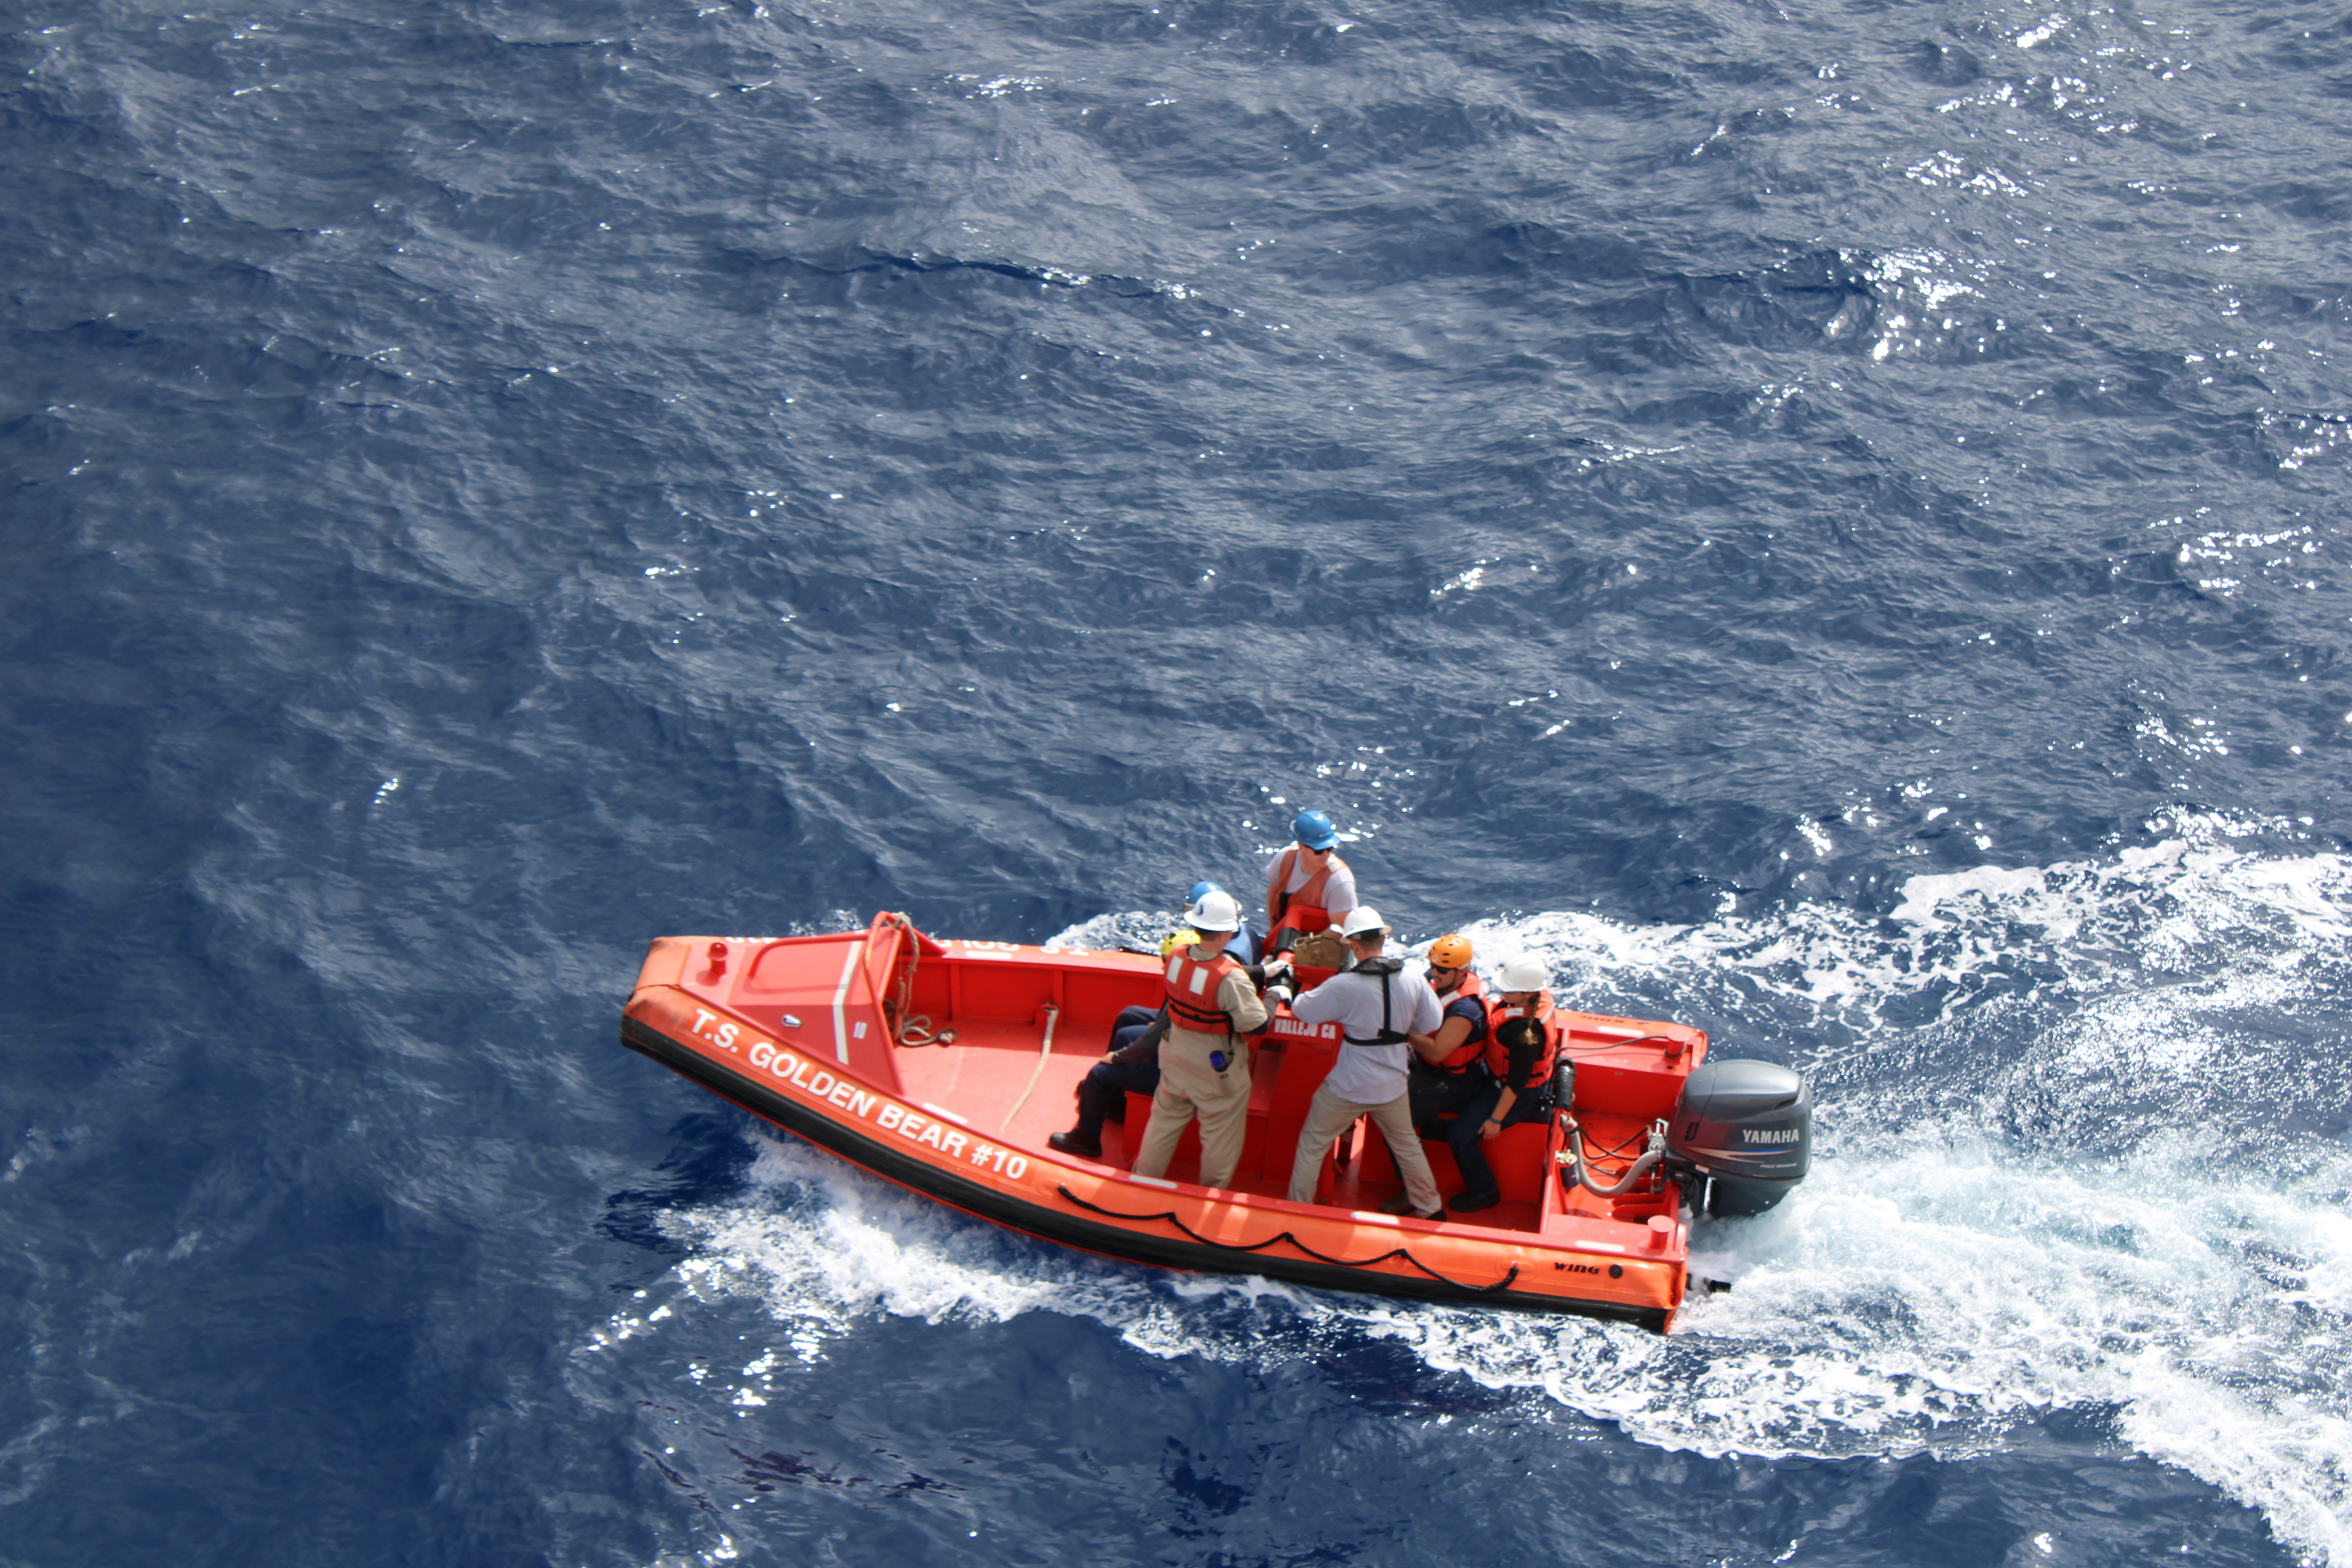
[1056,1185,1521,1295]
[881,913,957,1046]
[999,1005,1059,1132]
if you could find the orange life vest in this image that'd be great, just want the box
[1164,948,1243,1034]
[1431,969,1488,1073]
[1484,990,1561,1091]
[1267,846,1348,929]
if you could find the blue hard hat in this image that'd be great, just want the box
[1187,880,1225,904]
[1291,809,1339,850]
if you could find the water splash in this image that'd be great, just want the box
[617,816,2352,1563]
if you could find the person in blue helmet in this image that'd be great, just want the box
[1263,809,1358,948]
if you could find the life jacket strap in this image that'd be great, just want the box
[1341,967,1406,1047]
[1166,998,1234,1033]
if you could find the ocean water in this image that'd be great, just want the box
[3,0,2349,1563]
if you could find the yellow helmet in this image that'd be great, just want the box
[1161,928,1203,957]
[1427,933,1473,971]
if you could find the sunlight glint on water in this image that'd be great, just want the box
[628,824,2352,1564]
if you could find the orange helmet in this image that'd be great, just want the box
[1427,934,1473,971]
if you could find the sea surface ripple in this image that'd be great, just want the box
[2,0,2349,1563]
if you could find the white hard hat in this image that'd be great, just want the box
[1181,889,1243,933]
[1338,906,1387,938]
[1497,954,1550,993]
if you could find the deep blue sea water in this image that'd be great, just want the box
[5,0,2350,1563]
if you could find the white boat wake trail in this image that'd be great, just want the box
[615,812,2352,1564]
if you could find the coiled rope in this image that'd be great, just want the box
[878,913,957,1046]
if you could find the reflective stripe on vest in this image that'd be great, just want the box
[1483,991,1561,1088]
[1163,949,1241,1034]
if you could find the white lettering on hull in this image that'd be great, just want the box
[732,1029,1022,1179]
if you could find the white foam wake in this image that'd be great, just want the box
[610,1120,2350,1562]
[1385,1131,2352,1563]
[606,814,2352,1564]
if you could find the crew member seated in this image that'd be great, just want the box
[1405,932,1489,1131]
[1048,923,1197,1160]
[1263,809,1357,953]
[1446,953,1561,1214]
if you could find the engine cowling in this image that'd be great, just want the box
[1667,1058,1811,1217]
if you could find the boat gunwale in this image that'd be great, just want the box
[621,1005,1679,1329]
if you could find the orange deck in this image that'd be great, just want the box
[621,915,1706,1328]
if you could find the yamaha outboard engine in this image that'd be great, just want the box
[1666,1058,1811,1217]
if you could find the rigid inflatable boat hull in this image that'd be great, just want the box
[620,916,1702,1330]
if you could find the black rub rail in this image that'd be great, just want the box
[621,1015,1664,1328]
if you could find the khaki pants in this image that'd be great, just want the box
[1132,1026,1252,1191]
[1286,1083,1441,1214]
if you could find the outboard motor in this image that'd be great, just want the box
[1666,1058,1811,1217]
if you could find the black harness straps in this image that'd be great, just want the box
[1341,958,1410,1047]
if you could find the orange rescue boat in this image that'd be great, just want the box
[619,913,1811,1332]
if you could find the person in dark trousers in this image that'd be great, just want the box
[1406,932,1489,1132]
[1048,917,1201,1159]
[1048,1001,1169,1159]
[1446,954,1561,1213]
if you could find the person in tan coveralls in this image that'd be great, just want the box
[1131,888,1269,1191]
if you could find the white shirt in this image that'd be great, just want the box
[1290,962,1441,1104]
[1269,849,1359,926]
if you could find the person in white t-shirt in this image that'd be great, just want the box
[1276,907,1444,1219]
[1263,809,1358,945]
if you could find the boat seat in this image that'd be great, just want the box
[1356,1118,1553,1207]
[1288,962,1340,992]
[1262,1029,1340,1194]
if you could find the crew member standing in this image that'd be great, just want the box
[1279,908,1445,1220]
[1131,889,1269,1191]
[1048,923,1196,1161]
[1189,877,1259,962]
[1050,880,1256,1158]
